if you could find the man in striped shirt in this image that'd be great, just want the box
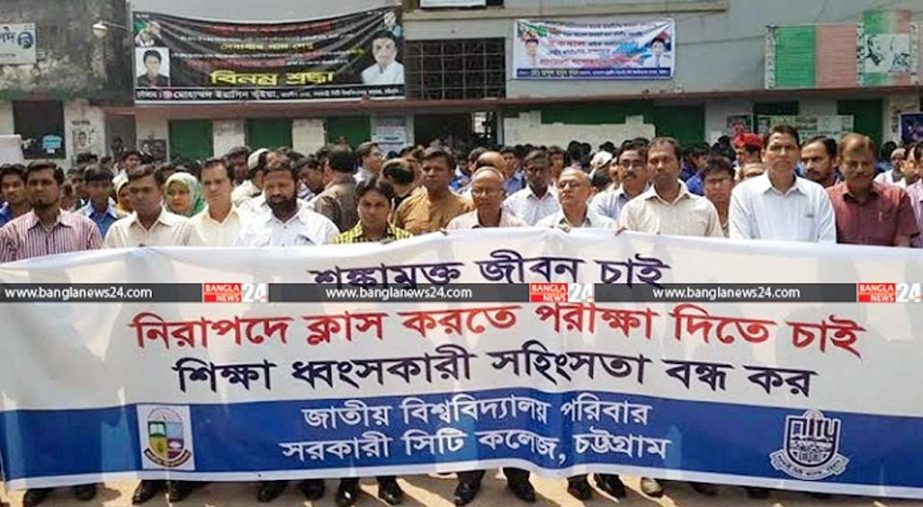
[0,161,100,506]
[0,161,101,264]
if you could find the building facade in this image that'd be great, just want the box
[0,0,130,164]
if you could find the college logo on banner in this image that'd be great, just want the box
[138,405,195,470]
[770,410,848,481]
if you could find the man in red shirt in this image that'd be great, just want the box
[826,133,919,247]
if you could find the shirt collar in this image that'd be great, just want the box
[269,200,310,226]
[81,202,120,220]
[471,209,516,228]
[754,171,806,196]
[128,207,176,230]
[353,222,402,240]
[555,206,602,227]
[615,183,649,200]
[27,210,72,230]
[842,181,884,203]
[641,180,691,205]
[525,184,555,200]
[203,205,240,224]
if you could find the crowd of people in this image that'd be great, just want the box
[1,124,921,506]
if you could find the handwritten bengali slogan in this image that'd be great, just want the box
[1,229,922,498]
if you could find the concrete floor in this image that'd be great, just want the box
[2,474,920,507]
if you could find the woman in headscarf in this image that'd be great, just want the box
[164,172,205,217]
[113,172,133,213]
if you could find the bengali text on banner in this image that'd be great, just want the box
[0,229,922,498]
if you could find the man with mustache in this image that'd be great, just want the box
[801,136,841,188]
[392,147,472,235]
[0,162,102,505]
[826,133,918,246]
[233,152,338,502]
[730,125,836,243]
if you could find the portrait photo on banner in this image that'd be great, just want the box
[135,47,171,88]
[900,113,923,144]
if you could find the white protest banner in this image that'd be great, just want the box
[1,229,922,499]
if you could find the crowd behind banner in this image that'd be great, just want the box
[0,125,921,506]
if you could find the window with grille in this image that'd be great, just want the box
[404,38,506,100]
[13,101,65,160]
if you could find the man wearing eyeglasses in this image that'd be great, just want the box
[590,141,650,221]
[503,150,560,225]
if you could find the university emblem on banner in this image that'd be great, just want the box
[137,405,196,470]
[770,410,848,480]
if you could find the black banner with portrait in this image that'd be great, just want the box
[132,8,404,103]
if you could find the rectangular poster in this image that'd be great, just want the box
[857,10,914,87]
[2,230,923,500]
[900,113,923,144]
[513,19,675,80]
[756,115,854,140]
[765,24,858,89]
[132,8,404,103]
[0,23,36,65]
[726,114,754,137]
[766,26,816,89]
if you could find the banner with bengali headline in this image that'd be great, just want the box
[132,7,404,103]
[1,229,922,498]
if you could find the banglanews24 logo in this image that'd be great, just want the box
[770,410,848,480]
[137,405,196,470]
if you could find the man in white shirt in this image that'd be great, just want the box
[361,32,404,85]
[103,165,192,249]
[104,164,191,504]
[235,155,338,248]
[449,167,527,229]
[446,167,535,507]
[641,36,671,68]
[729,125,836,242]
[619,137,723,237]
[504,150,560,225]
[189,158,243,246]
[231,148,268,206]
[591,141,650,220]
[232,155,336,503]
[874,147,909,188]
[537,169,614,229]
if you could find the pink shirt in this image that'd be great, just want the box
[0,210,102,263]
[906,180,923,248]
[826,182,920,247]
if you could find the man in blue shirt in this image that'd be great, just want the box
[683,143,710,195]
[0,163,29,227]
[500,146,526,194]
[78,165,125,237]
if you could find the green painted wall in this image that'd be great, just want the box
[752,101,799,116]
[168,119,213,161]
[536,102,705,146]
[837,99,883,146]
[246,118,292,150]
[325,116,370,148]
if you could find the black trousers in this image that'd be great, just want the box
[339,476,396,487]
[568,473,617,484]
[457,468,529,484]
